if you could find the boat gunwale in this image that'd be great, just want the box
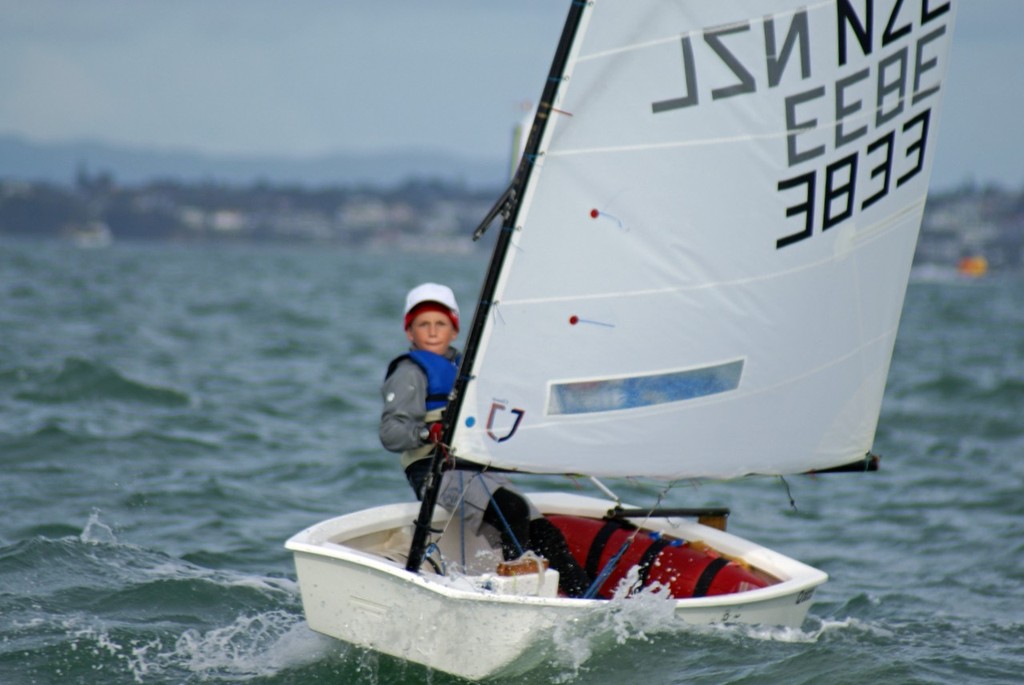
[285,492,828,609]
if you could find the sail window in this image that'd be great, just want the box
[548,360,744,415]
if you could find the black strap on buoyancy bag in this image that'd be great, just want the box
[585,519,636,580]
[692,556,731,598]
[631,537,673,594]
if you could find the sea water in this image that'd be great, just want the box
[1,239,1022,684]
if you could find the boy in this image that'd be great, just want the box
[380,283,590,597]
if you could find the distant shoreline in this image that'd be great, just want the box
[1,174,1020,271]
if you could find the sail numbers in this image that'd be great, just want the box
[777,107,932,249]
[651,10,810,113]
[776,4,949,248]
[649,0,952,251]
[776,0,951,249]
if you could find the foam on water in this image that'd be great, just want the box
[142,612,328,683]
[0,509,329,684]
[58,608,332,684]
[80,508,118,545]
[543,571,699,680]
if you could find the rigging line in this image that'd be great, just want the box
[589,476,620,504]
[458,471,467,568]
[583,535,631,599]
[779,476,798,511]
[543,104,573,117]
[424,543,446,576]
[628,481,674,532]
[490,300,505,326]
[480,474,526,558]
[406,438,459,574]
[431,462,528,563]
[430,465,488,570]
[584,482,676,599]
[619,480,697,596]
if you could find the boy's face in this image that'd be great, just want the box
[406,309,458,356]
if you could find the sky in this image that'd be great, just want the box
[0,0,1020,191]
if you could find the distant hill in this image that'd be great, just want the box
[0,134,508,189]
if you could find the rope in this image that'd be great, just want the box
[482,478,526,557]
[779,475,799,511]
[423,542,445,575]
[427,458,526,571]
[516,550,549,594]
[416,439,461,573]
[584,479,680,598]
[457,470,466,568]
[583,536,631,599]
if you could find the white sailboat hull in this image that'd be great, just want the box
[286,492,827,680]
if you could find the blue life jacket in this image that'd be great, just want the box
[386,349,461,410]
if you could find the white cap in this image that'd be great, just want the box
[404,283,460,330]
[405,282,459,316]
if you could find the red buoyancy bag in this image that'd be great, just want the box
[547,515,776,599]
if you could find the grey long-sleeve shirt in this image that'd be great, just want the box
[379,345,460,454]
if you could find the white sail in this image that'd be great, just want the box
[450,0,956,480]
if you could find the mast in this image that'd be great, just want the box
[405,0,590,575]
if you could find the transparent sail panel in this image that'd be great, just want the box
[549,360,743,415]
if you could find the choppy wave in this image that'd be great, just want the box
[0,511,329,685]
[5,357,190,407]
[2,241,1022,684]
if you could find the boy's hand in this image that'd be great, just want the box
[427,422,444,444]
[418,422,444,444]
